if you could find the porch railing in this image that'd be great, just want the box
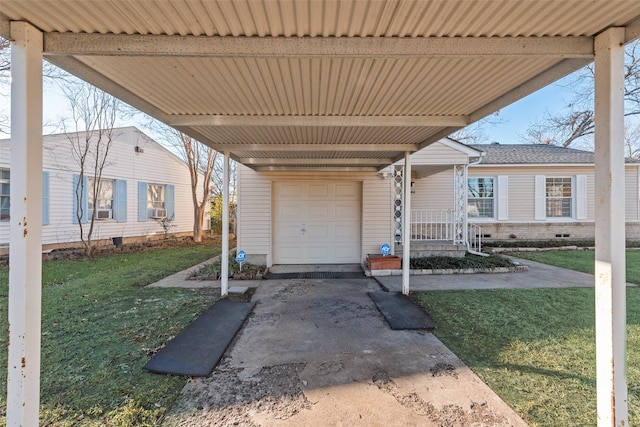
[467,223,483,255]
[410,209,454,241]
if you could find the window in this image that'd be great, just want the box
[467,177,494,218]
[0,169,8,221]
[147,184,167,218]
[546,177,572,218]
[88,178,114,220]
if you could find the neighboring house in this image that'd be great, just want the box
[0,126,208,253]
[237,138,640,267]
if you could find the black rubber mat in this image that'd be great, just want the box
[144,299,255,376]
[368,291,436,330]
[264,271,365,279]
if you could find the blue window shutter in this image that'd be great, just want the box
[138,181,148,222]
[166,184,175,219]
[42,171,50,225]
[114,179,127,223]
[73,174,88,224]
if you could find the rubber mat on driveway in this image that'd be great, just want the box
[368,291,436,330]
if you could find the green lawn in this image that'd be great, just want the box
[0,243,220,426]
[415,254,640,426]
[512,249,640,283]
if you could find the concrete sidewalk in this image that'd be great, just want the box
[147,255,263,290]
[375,256,637,292]
[162,278,528,427]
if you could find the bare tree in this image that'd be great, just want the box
[173,130,217,242]
[524,39,640,149]
[62,80,120,256]
[451,112,504,144]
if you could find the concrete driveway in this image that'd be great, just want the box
[162,278,527,426]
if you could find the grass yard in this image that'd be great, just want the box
[0,243,220,426]
[415,287,640,426]
[512,249,640,284]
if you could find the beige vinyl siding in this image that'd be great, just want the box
[626,166,640,221]
[468,165,639,222]
[237,165,272,264]
[469,166,591,222]
[237,168,392,266]
[362,174,393,260]
[410,141,469,165]
[0,127,205,247]
[411,169,454,210]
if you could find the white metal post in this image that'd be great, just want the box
[594,27,628,426]
[7,21,43,427]
[402,152,412,295]
[221,151,230,297]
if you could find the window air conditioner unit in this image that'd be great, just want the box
[96,209,112,220]
[150,208,167,219]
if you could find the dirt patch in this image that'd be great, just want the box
[372,370,509,426]
[163,361,312,427]
[430,362,459,379]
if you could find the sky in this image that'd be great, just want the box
[478,79,573,144]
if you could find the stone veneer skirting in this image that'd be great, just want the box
[473,222,640,242]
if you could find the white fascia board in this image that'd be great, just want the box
[439,138,485,157]
[625,16,640,43]
[168,114,469,127]
[43,33,594,59]
[0,13,10,39]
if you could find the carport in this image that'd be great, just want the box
[1,2,638,425]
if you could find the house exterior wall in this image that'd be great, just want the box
[0,127,207,250]
[237,165,392,266]
[467,164,640,241]
[411,169,454,211]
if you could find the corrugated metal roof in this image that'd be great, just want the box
[1,1,639,170]
[2,1,639,37]
[470,144,640,164]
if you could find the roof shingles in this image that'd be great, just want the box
[469,143,640,165]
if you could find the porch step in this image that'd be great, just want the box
[395,241,467,258]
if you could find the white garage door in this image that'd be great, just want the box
[273,181,361,264]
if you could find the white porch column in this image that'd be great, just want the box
[594,27,627,426]
[7,21,43,427]
[402,151,412,295]
[221,151,230,297]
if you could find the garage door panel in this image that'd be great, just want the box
[335,183,358,198]
[277,201,304,219]
[308,184,330,197]
[278,182,305,199]
[307,224,329,239]
[274,181,361,264]
[307,202,329,219]
[335,202,359,219]
[307,246,330,261]
[334,245,361,259]
[335,224,358,239]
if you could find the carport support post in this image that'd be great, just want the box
[7,21,43,427]
[594,27,628,426]
[402,151,412,295]
[221,151,230,297]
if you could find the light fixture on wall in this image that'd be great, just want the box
[377,171,393,179]
[134,146,144,155]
